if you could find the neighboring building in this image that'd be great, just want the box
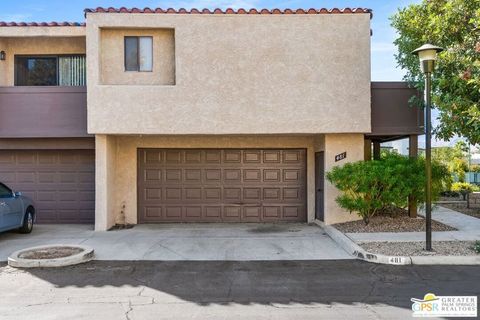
[0,8,423,231]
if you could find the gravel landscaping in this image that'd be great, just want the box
[360,241,479,256]
[439,203,480,219]
[333,208,456,233]
[18,246,84,260]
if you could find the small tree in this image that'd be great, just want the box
[327,154,449,224]
[471,164,480,173]
[391,0,480,144]
[432,141,469,183]
[451,182,480,200]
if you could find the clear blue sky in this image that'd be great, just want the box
[1,0,420,81]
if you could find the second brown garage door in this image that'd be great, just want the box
[0,150,95,224]
[138,148,307,223]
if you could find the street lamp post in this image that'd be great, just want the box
[412,44,443,251]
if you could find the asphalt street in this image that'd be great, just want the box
[0,260,478,319]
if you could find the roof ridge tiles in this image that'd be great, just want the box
[83,7,372,17]
[0,7,373,27]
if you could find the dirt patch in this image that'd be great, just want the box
[333,207,456,233]
[109,224,135,231]
[18,247,84,260]
[439,203,480,219]
[360,241,478,256]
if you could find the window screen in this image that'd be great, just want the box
[58,56,86,86]
[139,37,153,71]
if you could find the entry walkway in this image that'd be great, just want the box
[347,206,480,242]
[0,223,352,261]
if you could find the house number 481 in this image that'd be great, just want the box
[335,152,347,162]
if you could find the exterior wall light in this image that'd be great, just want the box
[412,43,443,252]
[0,51,5,60]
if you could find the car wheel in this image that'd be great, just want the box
[19,210,34,234]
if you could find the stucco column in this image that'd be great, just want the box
[373,141,381,160]
[323,133,365,224]
[95,135,117,231]
[364,138,372,161]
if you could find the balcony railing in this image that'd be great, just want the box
[368,82,424,140]
[0,86,89,138]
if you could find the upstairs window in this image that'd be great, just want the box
[124,36,153,72]
[14,55,86,86]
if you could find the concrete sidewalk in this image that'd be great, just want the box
[347,206,480,243]
[0,223,352,261]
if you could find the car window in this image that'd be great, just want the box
[0,184,13,198]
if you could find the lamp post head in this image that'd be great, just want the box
[412,44,444,73]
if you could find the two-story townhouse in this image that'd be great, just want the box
[0,8,424,231]
[0,23,95,224]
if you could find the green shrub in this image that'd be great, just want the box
[473,240,480,253]
[474,241,480,254]
[326,153,449,225]
[451,182,480,200]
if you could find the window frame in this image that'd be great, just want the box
[14,54,86,86]
[124,36,153,72]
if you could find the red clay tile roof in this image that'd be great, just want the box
[85,7,372,17]
[0,8,372,27]
[0,22,85,27]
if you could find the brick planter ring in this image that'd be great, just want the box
[8,244,94,268]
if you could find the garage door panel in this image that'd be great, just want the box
[224,206,241,219]
[204,150,220,163]
[263,206,281,219]
[0,153,15,164]
[0,171,15,182]
[138,149,306,223]
[0,150,95,224]
[205,206,221,218]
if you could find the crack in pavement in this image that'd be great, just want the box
[123,301,133,320]
[141,240,188,260]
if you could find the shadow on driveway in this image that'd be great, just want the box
[5,260,479,308]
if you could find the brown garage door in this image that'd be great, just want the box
[138,149,306,223]
[0,150,95,224]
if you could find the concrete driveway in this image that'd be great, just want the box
[0,223,352,261]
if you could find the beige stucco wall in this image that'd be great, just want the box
[0,38,6,86]
[323,133,364,224]
[87,13,371,135]
[95,134,117,230]
[95,134,317,230]
[94,133,364,230]
[100,28,175,85]
[0,36,86,86]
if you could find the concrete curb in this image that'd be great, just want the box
[314,221,480,265]
[314,220,411,265]
[8,244,94,268]
[411,255,480,265]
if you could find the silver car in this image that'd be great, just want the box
[0,182,35,234]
